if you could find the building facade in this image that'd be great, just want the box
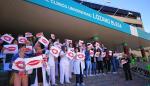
[75,0,144,30]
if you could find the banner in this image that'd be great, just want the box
[12,58,25,71]
[3,45,18,54]
[18,37,27,44]
[1,34,14,44]
[25,32,33,37]
[76,52,85,60]
[38,36,49,47]
[36,32,44,38]
[25,55,43,70]
[50,46,61,57]
[66,50,75,60]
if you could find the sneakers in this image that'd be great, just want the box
[81,83,85,86]
[66,81,71,84]
[52,83,58,86]
[76,83,80,86]
[76,83,85,86]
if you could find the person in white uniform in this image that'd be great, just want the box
[59,46,71,85]
[67,43,74,79]
[45,44,57,86]
[73,47,85,86]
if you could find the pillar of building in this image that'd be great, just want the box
[140,46,146,58]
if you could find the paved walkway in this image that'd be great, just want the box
[0,69,150,86]
[58,69,150,86]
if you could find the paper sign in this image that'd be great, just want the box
[1,34,14,44]
[25,32,33,37]
[18,37,27,44]
[50,46,61,57]
[90,50,94,57]
[3,45,18,54]
[36,32,44,38]
[38,36,49,47]
[76,52,85,60]
[51,34,55,39]
[25,55,43,70]
[66,50,75,60]
[12,58,25,71]
[25,46,33,54]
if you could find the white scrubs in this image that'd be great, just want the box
[59,51,70,84]
[45,50,56,85]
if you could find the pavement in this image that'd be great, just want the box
[57,69,150,86]
[0,69,150,86]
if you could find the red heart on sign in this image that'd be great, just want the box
[52,49,58,54]
[4,36,11,41]
[27,60,40,66]
[15,61,24,69]
[42,39,48,44]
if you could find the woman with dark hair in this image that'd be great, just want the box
[59,46,71,85]
[45,43,57,86]
[30,43,49,86]
[11,45,28,86]
[73,47,85,86]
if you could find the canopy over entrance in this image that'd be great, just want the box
[0,0,150,49]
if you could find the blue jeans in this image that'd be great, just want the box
[92,62,96,75]
[86,61,91,76]
[111,58,117,72]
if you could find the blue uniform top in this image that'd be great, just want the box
[85,50,91,61]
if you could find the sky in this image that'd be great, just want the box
[81,0,150,33]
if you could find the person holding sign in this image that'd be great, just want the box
[73,47,85,86]
[59,46,71,85]
[30,45,49,86]
[11,45,28,86]
[45,44,58,86]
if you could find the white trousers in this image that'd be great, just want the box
[59,62,70,84]
[49,66,56,85]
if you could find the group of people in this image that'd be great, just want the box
[0,32,132,86]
